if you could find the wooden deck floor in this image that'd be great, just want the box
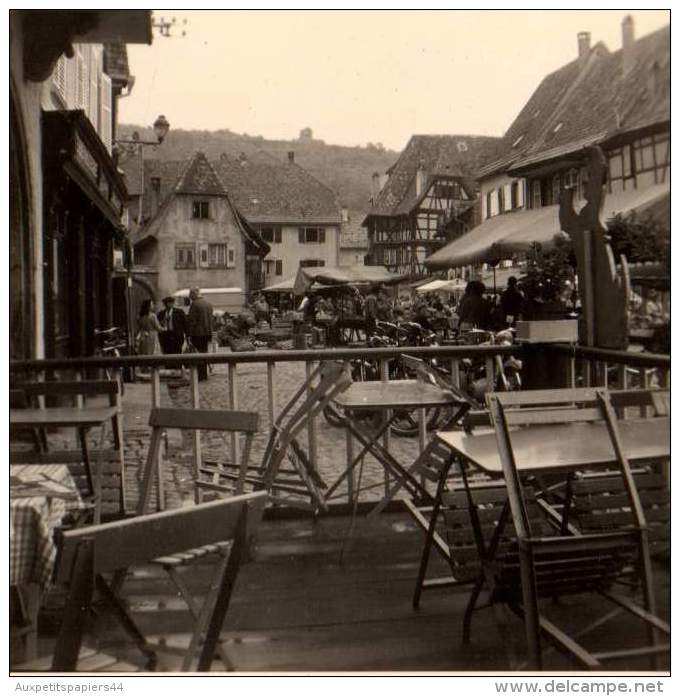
[27,509,670,674]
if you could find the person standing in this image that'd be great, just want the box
[187,287,213,381]
[136,299,164,356]
[158,296,187,355]
[500,276,524,326]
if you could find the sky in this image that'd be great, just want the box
[119,9,670,152]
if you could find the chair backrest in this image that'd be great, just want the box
[441,481,551,583]
[137,407,260,514]
[58,491,267,583]
[13,380,120,408]
[261,360,352,471]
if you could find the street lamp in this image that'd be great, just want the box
[114,115,170,377]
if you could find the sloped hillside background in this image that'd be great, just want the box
[118,125,398,212]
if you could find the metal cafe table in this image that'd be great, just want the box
[10,403,120,523]
[434,390,670,668]
[324,379,466,510]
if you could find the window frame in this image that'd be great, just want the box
[175,243,196,269]
[192,200,211,220]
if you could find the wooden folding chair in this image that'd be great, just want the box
[134,407,261,670]
[484,387,670,669]
[10,380,127,519]
[15,492,267,673]
[200,361,353,512]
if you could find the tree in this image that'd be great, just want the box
[606,211,670,270]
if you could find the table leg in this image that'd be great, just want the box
[17,583,40,662]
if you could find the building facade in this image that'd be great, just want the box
[475,17,669,253]
[363,135,500,277]
[9,10,150,360]
[130,152,269,303]
[338,209,369,268]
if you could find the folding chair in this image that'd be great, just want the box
[15,492,267,672]
[10,380,126,519]
[135,407,261,670]
[199,361,353,512]
[483,387,670,669]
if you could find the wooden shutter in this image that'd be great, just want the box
[76,47,86,110]
[199,244,209,268]
[298,228,305,244]
[275,228,281,243]
[275,260,282,276]
[517,180,525,208]
[99,72,112,153]
[226,246,236,268]
[89,48,99,129]
[319,228,326,243]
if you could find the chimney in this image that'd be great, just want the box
[371,172,381,202]
[577,31,591,70]
[287,151,295,163]
[341,207,349,223]
[622,15,635,75]
[415,164,426,197]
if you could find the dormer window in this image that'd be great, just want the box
[192,201,210,219]
[457,141,468,152]
[553,122,564,134]
[512,135,524,148]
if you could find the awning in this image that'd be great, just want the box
[415,279,451,294]
[293,265,404,295]
[262,276,296,294]
[425,183,670,270]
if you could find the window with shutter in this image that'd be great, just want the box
[274,228,282,244]
[99,72,112,152]
[199,244,209,268]
[319,228,326,243]
[89,48,99,129]
[275,260,283,275]
[503,183,512,212]
[76,49,86,110]
[298,228,305,244]
[53,56,66,101]
[227,247,236,268]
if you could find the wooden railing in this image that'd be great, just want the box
[10,342,669,506]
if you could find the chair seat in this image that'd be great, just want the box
[152,541,232,567]
[16,647,140,672]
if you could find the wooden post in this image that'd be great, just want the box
[150,367,165,509]
[380,358,391,497]
[485,357,494,392]
[190,367,201,504]
[305,361,318,472]
[266,361,276,429]
[228,363,238,474]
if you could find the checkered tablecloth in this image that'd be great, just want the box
[10,465,83,589]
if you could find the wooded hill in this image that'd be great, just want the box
[118,124,398,213]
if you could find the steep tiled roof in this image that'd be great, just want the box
[120,149,341,225]
[214,153,341,224]
[174,151,227,196]
[368,134,501,217]
[480,23,669,177]
[103,42,130,81]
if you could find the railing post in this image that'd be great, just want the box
[266,361,276,429]
[450,358,461,391]
[640,367,650,418]
[569,355,576,388]
[485,357,494,392]
[380,358,391,498]
[305,361,318,472]
[190,366,201,504]
[150,367,165,510]
[228,363,239,474]
[346,419,354,506]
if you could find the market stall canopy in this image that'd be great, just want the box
[425,183,670,270]
[415,279,451,294]
[262,276,296,294]
[293,265,404,295]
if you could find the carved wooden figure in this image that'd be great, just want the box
[559,146,630,349]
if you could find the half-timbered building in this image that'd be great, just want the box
[363,135,500,277]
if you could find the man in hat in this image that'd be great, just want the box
[157,295,187,357]
[187,287,214,381]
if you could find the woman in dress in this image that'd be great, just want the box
[136,299,164,357]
